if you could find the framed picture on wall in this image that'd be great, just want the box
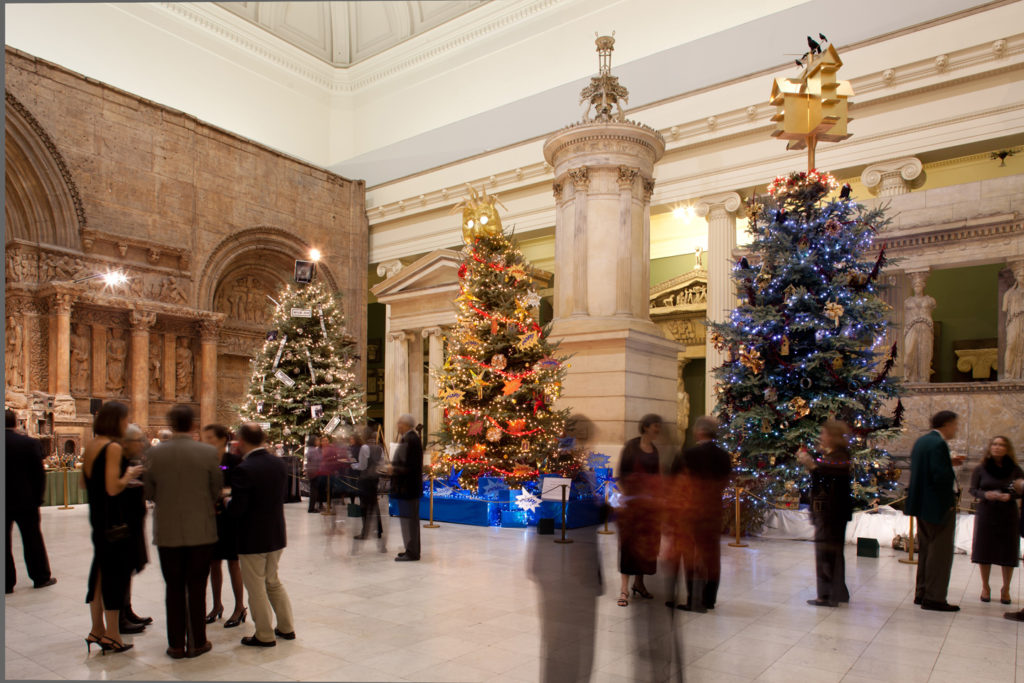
[367,339,381,363]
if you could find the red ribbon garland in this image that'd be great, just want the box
[468,304,541,334]
[485,415,543,437]
[456,354,537,380]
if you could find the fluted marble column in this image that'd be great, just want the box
[861,157,923,197]
[386,331,410,443]
[697,191,743,413]
[50,290,75,396]
[408,330,424,430]
[199,320,220,427]
[129,310,157,427]
[422,327,445,445]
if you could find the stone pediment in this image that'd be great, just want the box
[371,249,463,303]
[650,269,708,315]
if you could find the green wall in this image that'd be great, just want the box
[928,264,1002,382]
[651,253,698,287]
[682,358,706,448]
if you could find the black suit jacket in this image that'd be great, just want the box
[671,441,732,481]
[391,430,424,500]
[5,429,46,512]
[227,448,287,554]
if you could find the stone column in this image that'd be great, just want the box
[697,192,742,413]
[408,331,424,430]
[91,325,107,398]
[162,334,176,402]
[51,290,75,396]
[199,320,221,427]
[129,310,157,427]
[422,327,445,446]
[385,330,410,443]
[861,157,923,197]
[544,120,680,459]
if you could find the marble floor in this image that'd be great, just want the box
[5,504,1024,682]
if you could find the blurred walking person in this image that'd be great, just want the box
[352,427,386,548]
[5,409,56,595]
[616,414,663,606]
[391,414,423,562]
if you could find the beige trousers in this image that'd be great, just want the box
[239,550,294,642]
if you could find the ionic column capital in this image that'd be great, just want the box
[421,326,444,339]
[387,330,410,344]
[376,259,404,280]
[861,157,923,197]
[696,191,742,219]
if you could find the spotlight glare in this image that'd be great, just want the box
[102,270,128,287]
[309,248,322,262]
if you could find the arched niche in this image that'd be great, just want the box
[4,92,84,250]
[199,227,340,316]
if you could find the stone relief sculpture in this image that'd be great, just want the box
[70,323,91,394]
[39,254,86,282]
[1004,261,1024,380]
[216,276,272,324]
[903,271,936,383]
[6,252,34,282]
[106,328,128,395]
[175,337,194,401]
[30,318,47,390]
[149,335,162,399]
[155,276,188,305]
[6,319,24,389]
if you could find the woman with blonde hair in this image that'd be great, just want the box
[969,436,1022,604]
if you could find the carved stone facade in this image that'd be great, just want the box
[4,47,367,447]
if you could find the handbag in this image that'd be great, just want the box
[104,494,131,544]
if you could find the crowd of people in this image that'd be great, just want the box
[5,402,1023,671]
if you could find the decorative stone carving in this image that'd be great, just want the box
[106,328,128,395]
[199,319,221,342]
[641,177,655,200]
[147,248,161,264]
[653,284,707,309]
[153,276,188,305]
[661,319,706,346]
[955,348,998,379]
[6,318,25,389]
[904,271,936,383]
[375,260,404,280]
[149,334,162,399]
[861,157,924,197]
[215,275,272,325]
[30,317,48,390]
[52,395,76,420]
[175,337,194,401]
[219,332,261,357]
[617,166,639,189]
[40,254,87,282]
[567,166,590,191]
[53,291,75,316]
[6,251,35,282]
[70,323,91,395]
[129,309,157,331]
[552,182,563,200]
[1004,261,1024,380]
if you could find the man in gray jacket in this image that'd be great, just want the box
[145,405,222,659]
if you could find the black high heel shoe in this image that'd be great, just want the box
[98,636,133,655]
[85,633,103,654]
[205,606,224,624]
[224,607,247,628]
[631,585,654,599]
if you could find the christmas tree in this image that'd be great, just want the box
[431,188,581,491]
[708,169,903,533]
[239,278,365,452]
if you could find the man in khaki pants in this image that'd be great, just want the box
[227,423,295,647]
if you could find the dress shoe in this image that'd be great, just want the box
[807,598,839,607]
[33,578,57,589]
[166,647,187,659]
[921,600,960,612]
[395,554,419,562]
[118,621,146,635]
[677,603,708,613]
[1004,610,1024,622]
[125,611,154,626]
[913,596,923,605]
[5,588,12,594]
[240,636,276,648]
[274,628,296,640]
[187,641,213,658]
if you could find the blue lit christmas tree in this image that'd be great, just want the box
[708,169,904,533]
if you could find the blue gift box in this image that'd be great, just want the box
[500,509,528,528]
[476,477,507,500]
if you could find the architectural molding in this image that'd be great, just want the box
[904,381,1024,394]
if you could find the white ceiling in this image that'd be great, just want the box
[214,1,488,66]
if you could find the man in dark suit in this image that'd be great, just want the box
[668,416,732,612]
[391,414,423,562]
[227,423,294,647]
[144,404,222,658]
[5,410,56,594]
[905,410,964,612]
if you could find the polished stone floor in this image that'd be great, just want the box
[5,503,1024,682]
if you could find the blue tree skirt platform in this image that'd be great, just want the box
[387,495,601,528]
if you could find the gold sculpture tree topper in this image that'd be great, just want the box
[454,185,506,244]
[770,41,853,171]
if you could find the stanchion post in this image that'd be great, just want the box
[728,486,748,548]
[554,483,573,544]
[598,484,614,535]
[424,474,440,528]
[898,516,918,565]
[58,467,74,510]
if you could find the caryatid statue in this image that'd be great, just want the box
[903,271,936,383]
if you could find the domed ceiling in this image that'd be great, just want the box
[214,1,488,67]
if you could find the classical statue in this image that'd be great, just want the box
[70,323,91,394]
[6,320,24,389]
[1004,261,1024,380]
[903,271,936,383]
[149,336,162,399]
[175,337,194,401]
[676,361,691,441]
[106,328,128,395]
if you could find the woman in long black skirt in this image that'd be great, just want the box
[616,414,663,606]
[970,436,1022,604]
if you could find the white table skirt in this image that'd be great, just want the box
[758,505,975,554]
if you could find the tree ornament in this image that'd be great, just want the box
[490,354,508,370]
[756,269,772,292]
[832,356,844,370]
[779,336,790,356]
[491,320,500,335]
[469,370,487,398]
[468,420,485,436]
[788,397,810,418]
[824,300,845,328]
[783,284,799,304]
[739,345,765,374]
[800,377,812,390]
[502,377,523,395]
[507,419,527,435]
[764,386,778,403]
[486,426,503,443]
[709,331,727,352]
[824,218,843,236]
[517,329,541,349]
[523,291,542,308]
[521,439,531,452]
[507,264,528,281]
[457,185,505,242]
[760,418,772,432]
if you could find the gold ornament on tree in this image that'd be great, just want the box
[779,335,790,356]
[486,426,503,443]
[490,354,507,370]
[824,300,845,328]
[788,396,810,418]
[739,345,765,374]
[455,185,506,243]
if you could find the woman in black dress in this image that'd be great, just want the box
[82,401,144,654]
[616,414,663,606]
[797,420,853,607]
[969,436,1022,604]
[201,424,246,627]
